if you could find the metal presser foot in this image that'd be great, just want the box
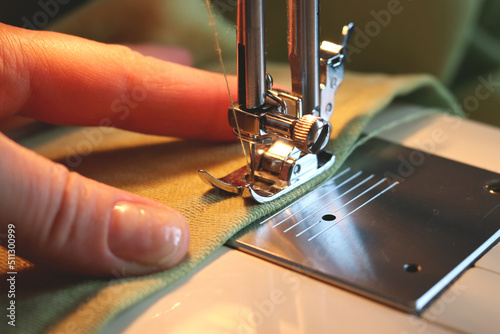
[199,0,354,203]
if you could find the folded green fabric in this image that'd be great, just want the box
[0,72,463,334]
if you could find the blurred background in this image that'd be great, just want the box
[1,0,499,128]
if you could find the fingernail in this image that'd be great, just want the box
[108,201,189,267]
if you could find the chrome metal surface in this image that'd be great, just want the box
[292,114,330,154]
[228,138,500,313]
[319,23,354,121]
[484,179,500,194]
[237,0,266,109]
[200,1,353,202]
[288,0,320,116]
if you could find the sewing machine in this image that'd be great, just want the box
[99,0,500,333]
[199,0,352,203]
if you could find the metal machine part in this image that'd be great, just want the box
[199,0,354,202]
[228,138,500,313]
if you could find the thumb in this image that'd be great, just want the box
[0,133,189,276]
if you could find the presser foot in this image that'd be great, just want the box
[199,150,335,203]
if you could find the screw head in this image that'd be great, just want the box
[292,115,331,154]
[484,180,500,194]
[293,164,301,175]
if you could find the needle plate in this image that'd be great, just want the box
[228,138,500,313]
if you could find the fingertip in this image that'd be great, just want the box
[108,201,190,272]
[1,133,190,277]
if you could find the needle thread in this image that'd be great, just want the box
[204,0,251,173]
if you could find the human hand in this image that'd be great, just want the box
[0,23,237,276]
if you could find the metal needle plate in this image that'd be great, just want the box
[227,138,500,314]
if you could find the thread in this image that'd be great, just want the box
[203,0,251,173]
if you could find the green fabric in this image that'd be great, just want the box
[4,0,500,332]
[0,72,463,334]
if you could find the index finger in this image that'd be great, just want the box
[0,23,237,141]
